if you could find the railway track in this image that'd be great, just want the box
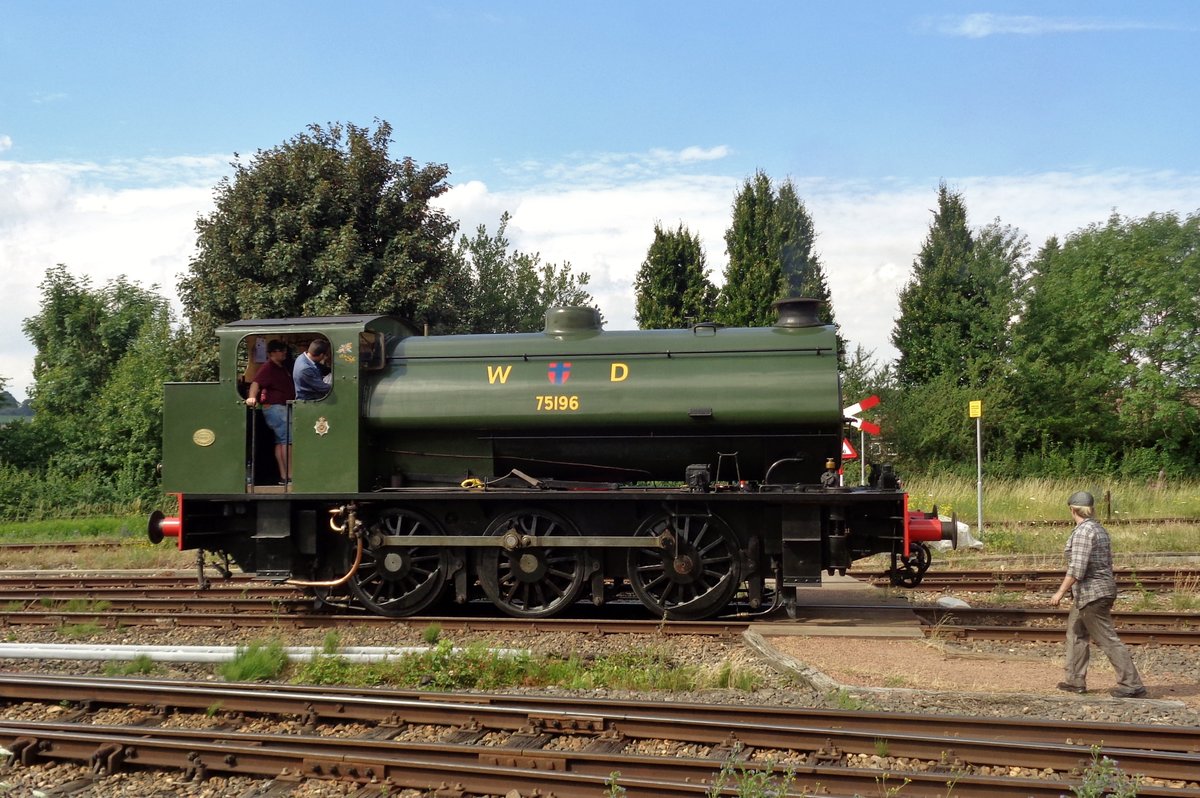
[4,565,1198,596]
[2,573,1200,643]
[867,566,1200,591]
[0,674,1195,796]
[3,606,1200,645]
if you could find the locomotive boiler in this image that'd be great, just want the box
[149,298,954,620]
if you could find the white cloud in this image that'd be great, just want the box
[3,154,1197,405]
[0,159,225,400]
[439,168,1200,370]
[929,13,1176,38]
[0,135,12,153]
[497,145,732,188]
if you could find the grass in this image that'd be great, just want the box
[102,654,159,677]
[1170,573,1200,611]
[57,621,105,638]
[606,758,797,798]
[2,478,1194,572]
[292,639,759,694]
[706,757,796,798]
[218,640,289,682]
[828,688,870,711]
[0,515,194,571]
[938,519,1200,562]
[57,599,112,613]
[0,516,143,541]
[904,475,1200,524]
[709,661,762,692]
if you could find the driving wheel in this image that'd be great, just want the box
[626,511,741,620]
[347,508,450,617]
[477,508,587,618]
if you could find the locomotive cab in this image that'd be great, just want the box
[157,315,411,575]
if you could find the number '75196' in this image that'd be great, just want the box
[537,395,580,411]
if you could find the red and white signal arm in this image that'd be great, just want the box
[844,395,881,436]
[842,437,858,459]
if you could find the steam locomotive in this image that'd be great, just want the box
[149,298,954,619]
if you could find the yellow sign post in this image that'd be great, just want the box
[970,400,983,535]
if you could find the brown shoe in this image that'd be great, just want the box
[1056,682,1086,694]
[1110,687,1148,698]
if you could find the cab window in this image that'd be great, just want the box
[360,331,385,371]
[235,334,333,399]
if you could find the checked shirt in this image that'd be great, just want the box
[1063,518,1117,607]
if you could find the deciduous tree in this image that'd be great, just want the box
[15,265,175,501]
[1006,211,1200,475]
[179,120,462,377]
[456,213,595,333]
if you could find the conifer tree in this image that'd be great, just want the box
[717,171,837,329]
[633,222,716,328]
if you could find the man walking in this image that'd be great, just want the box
[1050,491,1147,698]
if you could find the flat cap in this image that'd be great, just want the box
[1067,491,1094,508]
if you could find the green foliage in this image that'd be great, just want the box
[421,623,442,645]
[0,388,32,425]
[882,373,979,473]
[1070,747,1141,797]
[706,757,796,798]
[634,222,716,328]
[888,199,1200,480]
[605,772,627,797]
[841,346,893,410]
[454,212,595,333]
[717,171,838,332]
[828,688,869,711]
[103,654,159,677]
[292,641,705,692]
[0,464,139,521]
[3,266,176,518]
[1004,211,1200,476]
[218,640,289,682]
[179,120,462,379]
[57,622,104,638]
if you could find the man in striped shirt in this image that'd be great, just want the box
[1050,491,1147,698]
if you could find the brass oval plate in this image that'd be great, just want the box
[192,428,216,447]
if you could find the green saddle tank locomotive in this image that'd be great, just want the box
[149,298,954,619]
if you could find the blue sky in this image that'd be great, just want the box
[2,2,1198,400]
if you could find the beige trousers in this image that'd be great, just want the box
[1063,597,1144,691]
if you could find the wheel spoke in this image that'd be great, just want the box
[347,510,449,617]
[627,512,741,620]
[478,509,585,618]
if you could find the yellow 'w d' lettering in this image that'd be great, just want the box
[486,365,512,384]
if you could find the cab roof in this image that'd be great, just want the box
[218,314,396,330]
